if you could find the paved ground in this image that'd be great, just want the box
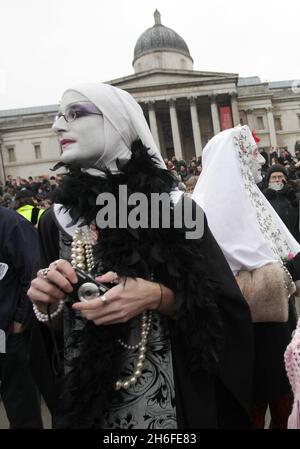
[0,398,52,429]
[0,396,270,429]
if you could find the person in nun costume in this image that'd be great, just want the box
[27,83,253,429]
[192,124,300,428]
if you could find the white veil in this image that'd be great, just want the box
[192,125,300,274]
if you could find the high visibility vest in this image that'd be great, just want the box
[16,205,44,225]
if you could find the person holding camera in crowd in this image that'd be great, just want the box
[27,82,253,429]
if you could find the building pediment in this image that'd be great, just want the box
[107,69,238,92]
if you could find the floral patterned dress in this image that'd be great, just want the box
[59,231,177,429]
[102,313,177,429]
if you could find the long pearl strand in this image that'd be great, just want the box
[115,310,152,390]
[71,228,94,273]
[33,298,64,322]
[282,264,296,298]
[70,227,152,391]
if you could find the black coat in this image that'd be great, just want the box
[263,186,300,242]
[253,187,299,403]
[0,207,37,333]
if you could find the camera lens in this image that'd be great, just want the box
[78,282,100,302]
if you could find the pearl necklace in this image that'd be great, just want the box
[71,227,152,391]
[115,310,152,390]
[71,228,95,273]
[32,297,64,322]
[282,264,296,298]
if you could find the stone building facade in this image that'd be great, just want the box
[0,10,300,181]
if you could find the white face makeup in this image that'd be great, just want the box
[52,91,104,168]
[250,147,265,184]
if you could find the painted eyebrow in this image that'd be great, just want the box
[67,103,101,113]
[66,103,81,111]
[57,102,93,113]
[66,103,87,111]
[57,102,102,116]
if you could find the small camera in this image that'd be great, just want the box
[67,268,110,303]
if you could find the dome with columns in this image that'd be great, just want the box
[133,10,193,72]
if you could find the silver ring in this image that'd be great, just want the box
[100,294,108,305]
[52,260,61,269]
[38,268,51,279]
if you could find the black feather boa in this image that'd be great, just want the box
[53,140,224,429]
[53,140,176,226]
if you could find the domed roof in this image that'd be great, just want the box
[133,10,192,62]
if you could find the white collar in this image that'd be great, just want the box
[53,203,88,238]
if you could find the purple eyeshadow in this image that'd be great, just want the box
[68,102,101,115]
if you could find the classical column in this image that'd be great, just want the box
[147,101,160,151]
[266,106,278,148]
[209,94,221,135]
[246,109,255,130]
[168,98,183,160]
[157,119,167,158]
[189,96,202,156]
[0,137,6,184]
[230,92,240,126]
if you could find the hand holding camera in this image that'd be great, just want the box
[28,259,115,308]
[66,268,113,303]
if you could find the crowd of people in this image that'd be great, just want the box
[0,82,300,431]
[2,145,300,214]
[259,146,300,185]
[0,175,62,209]
[0,175,64,227]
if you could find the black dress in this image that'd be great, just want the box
[253,256,300,404]
[253,314,296,404]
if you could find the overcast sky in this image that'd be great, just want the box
[0,0,299,110]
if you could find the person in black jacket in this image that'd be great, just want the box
[0,207,43,428]
[263,165,300,242]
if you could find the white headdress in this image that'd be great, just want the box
[64,83,166,176]
[192,125,300,274]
